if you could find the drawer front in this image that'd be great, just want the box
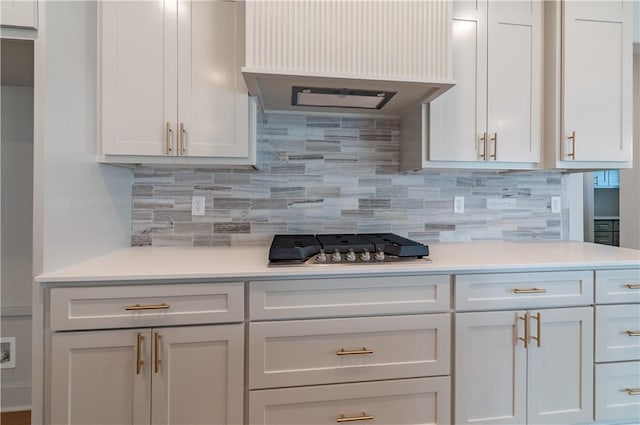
[595,220,613,232]
[596,269,640,304]
[249,377,450,425]
[249,314,450,389]
[249,275,450,320]
[595,362,640,423]
[454,271,594,311]
[594,232,613,245]
[596,304,640,362]
[50,282,244,331]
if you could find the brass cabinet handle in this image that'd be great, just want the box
[336,413,374,423]
[336,348,374,356]
[531,312,541,347]
[480,132,488,160]
[626,331,640,337]
[513,288,547,294]
[136,332,144,375]
[125,303,170,311]
[154,332,161,374]
[567,131,576,159]
[625,284,640,289]
[165,122,173,155]
[490,132,497,159]
[624,388,640,395]
[179,122,186,155]
[518,313,529,348]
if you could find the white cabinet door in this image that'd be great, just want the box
[487,0,541,162]
[562,1,633,162]
[151,324,244,425]
[0,0,37,29]
[177,0,249,158]
[454,311,527,424]
[50,329,151,425]
[429,0,487,162]
[101,1,177,156]
[428,0,540,166]
[527,307,594,425]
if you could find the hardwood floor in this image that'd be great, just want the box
[0,410,30,425]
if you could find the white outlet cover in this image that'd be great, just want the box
[551,196,561,213]
[454,196,464,214]
[192,196,205,216]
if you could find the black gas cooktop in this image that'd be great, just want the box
[268,233,429,265]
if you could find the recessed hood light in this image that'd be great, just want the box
[292,87,396,110]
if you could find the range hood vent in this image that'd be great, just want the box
[242,0,454,116]
[292,87,396,110]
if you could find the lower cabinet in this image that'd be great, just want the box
[455,307,593,425]
[50,324,244,425]
[249,377,450,425]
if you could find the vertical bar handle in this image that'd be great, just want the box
[136,332,144,375]
[518,313,529,348]
[179,122,186,155]
[531,312,541,347]
[490,133,497,159]
[165,122,173,155]
[480,133,488,160]
[154,332,161,374]
[567,131,576,159]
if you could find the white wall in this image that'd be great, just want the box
[620,52,640,249]
[33,1,132,275]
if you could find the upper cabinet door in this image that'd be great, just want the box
[101,1,178,156]
[429,1,487,162]
[0,0,38,29]
[562,1,632,162]
[177,0,249,158]
[487,1,541,162]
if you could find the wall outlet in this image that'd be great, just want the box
[551,196,562,213]
[192,196,205,216]
[454,196,464,214]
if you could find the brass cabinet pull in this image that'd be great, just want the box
[125,303,170,311]
[513,288,547,294]
[165,122,173,155]
[518,313,529,348]
[154,332,161,374]
[625,284,640,289]
[336,413,374,423]
[626,331,640,337]
[480,132,488,160]
[179,122,186,155]
[336,348,374,356]
[490,132,497,159]
[531,312,541,347]
[136,332,144,375]
[567,131,576,159]
[624,388,640,395]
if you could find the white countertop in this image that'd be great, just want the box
[35,241,640,283]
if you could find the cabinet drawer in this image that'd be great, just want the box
[596,304,640,362]
[50,282,244,331]
[595,362,640,423]
[594,232,613,245]
[249,275,450,320]
[595,220,614,232]
[454,271,593,311]
[249,377,450,425]
[596,269,640,304]
[249,314,450,389]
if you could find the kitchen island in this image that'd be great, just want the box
[32,241,640,425]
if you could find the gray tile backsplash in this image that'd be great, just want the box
[131,113,564,246]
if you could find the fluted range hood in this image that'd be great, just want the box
[242,0,455,116]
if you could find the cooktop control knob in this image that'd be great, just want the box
[374,250,385,261]
[331,249,342,262]
[360,249,371,261]
[315,250,327,263]
[346,249,356,262]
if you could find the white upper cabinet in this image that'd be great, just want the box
[544,1,633,169]
[0,0,38,29]
[402,0,541,170]
[99,0,256,167]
